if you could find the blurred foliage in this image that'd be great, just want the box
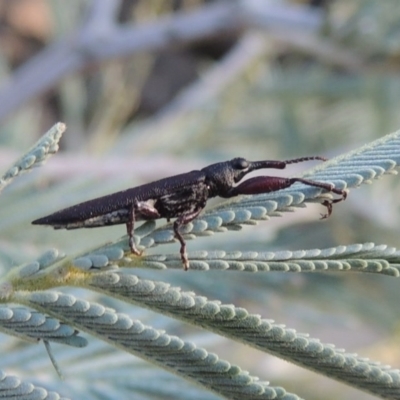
[1,1,400,399]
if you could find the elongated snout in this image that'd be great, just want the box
[247,160,287,172]
[248,156,327,173]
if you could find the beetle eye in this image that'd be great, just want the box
[233,158,249,170]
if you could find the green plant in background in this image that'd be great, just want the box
[0,123,399,400]
[1,1,400,400]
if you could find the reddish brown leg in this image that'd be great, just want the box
[228,175,347,218]
[292,178,347,219]
[321,197,345,219]
[126,205,141,255]
[290,178,347,198]
[173,208,203,271]
[126,200,161,255]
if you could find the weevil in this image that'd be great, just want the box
[32,156,346,270]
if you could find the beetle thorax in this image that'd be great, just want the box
[203,163,236,197]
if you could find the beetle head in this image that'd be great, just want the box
[202,157,282,197]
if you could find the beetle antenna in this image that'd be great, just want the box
[284,156,327,165]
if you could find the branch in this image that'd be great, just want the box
[0,370,69,400]
[0,1,362,122]
[0,2,243,121]
[15,290,302,400]
[0,122,65,193]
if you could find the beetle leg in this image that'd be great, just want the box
[126,200,161,256]
[289,178,347,198]
[291,178,347,218]
[227,176,346,217]
[126,205,141,255]
[174,208,204,271]
[173,221,188,271]
[320,197,344,219]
